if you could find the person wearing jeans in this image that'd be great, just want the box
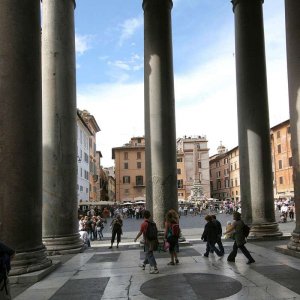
[134,210,159,274]
[201,214,224,258]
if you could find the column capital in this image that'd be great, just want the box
[142,0,173,12]
[231,0,264,12]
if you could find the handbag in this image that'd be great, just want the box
[163,240,170,251]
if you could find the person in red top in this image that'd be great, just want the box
[134,210,159,274]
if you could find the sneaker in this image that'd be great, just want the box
[139,264,146,270]
[149,268,159,274]
[167,261,175,265]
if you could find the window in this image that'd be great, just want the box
[137,152,141,159]
[279,177,283,184]
[287,126,291,134]
[235,178,238,187]
[236,191,238,195]
[231,179,234,187]
[124,152,128,160]
[125,189,129,194]
[137,138,141,143]
[124,162,128,169]
[123,176,130,184]
[177,179,183,189]
[278,144,281,154]
[289,157,292,167]
[84,152,89,163]
[224,158,228,164]
[234,162,237,170]
[216,171,221,178]
[230,164,233,171]
[177,157,183,162]
[177,169,181,175]
[86,188,88,194]
[80,186,83,191]
[136,176,144,186]
[198,161,202,168]
[277,131,281,138]
[137,162,141,169]
[278,160,283,169]
[217,180,221,189]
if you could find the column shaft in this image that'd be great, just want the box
[285,0,300,251]
[42,0,82,254]
[143,0,178,230]
[233,0,281,237]
[0,0,51,274]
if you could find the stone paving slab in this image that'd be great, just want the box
[49,277,109,300]
[11,240,300,300]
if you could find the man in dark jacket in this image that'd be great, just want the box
[211,214,225,255]
[201,215,224,258]
[0,241,15,299]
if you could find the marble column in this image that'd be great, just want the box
[143,0,178,230]
[285,0,300,251]
[232,0,281,237]
[0,1,52,274]
[42,0,83,254]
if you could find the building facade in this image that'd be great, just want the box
[176,136,210,200]
[270,120,293,199]
[209,144,231,201]
[78,110,101,202]
[77,110,92,204]
[112,137,146,203]
[228,147,240,203]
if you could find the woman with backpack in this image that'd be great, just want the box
[224,211,255,264]
[164,209,180,265]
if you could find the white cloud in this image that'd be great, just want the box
[118,16,143,46]
[77,82,144,167]
[75,33,93,55]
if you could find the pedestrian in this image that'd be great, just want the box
[134,210,159,274]
[164,209,180,265]
[0,240,15,300]
[201,215,224,258]
[96,216,105,240]
[211,214,224,255]
[109,214,123,249]
[224,211,255,264]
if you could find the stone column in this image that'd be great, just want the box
[232,0,281,237]
[143,0,178,230]
[42,0,83,254]
[285,0,300,251]
[0,1,52,274]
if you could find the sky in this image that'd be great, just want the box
[74,0,289,168]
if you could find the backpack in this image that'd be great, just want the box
[0,253,11,295]
[145,220,158,241]
[171,223,180,237]
[243,223,250,237]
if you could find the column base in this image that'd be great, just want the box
[248,222,283,239]
[43,233,83,255]
[287,232,300,252]
[10,245,52,276]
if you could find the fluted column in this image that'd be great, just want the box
[42,0,83,254]
[285,0,300,251]
[232,0,281,237]
[0,1,52,274]
[143,0,178,230]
